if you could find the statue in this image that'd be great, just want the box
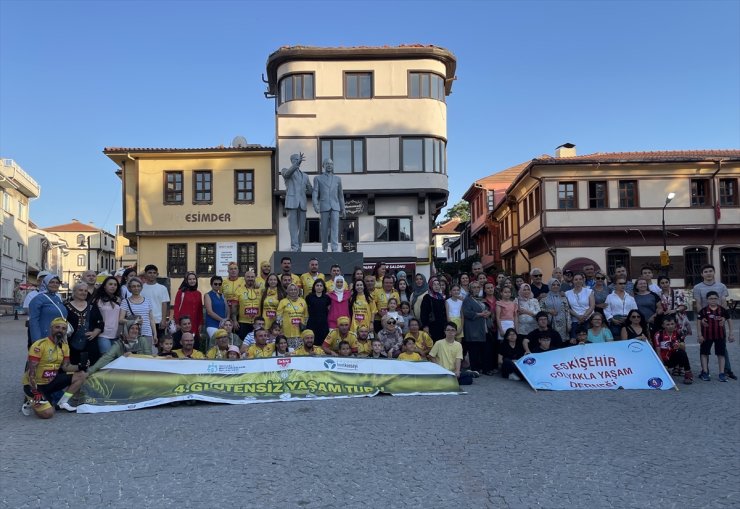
[281,153,312,252]
[312,159,346,253]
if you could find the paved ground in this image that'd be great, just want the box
[1,316,738,508]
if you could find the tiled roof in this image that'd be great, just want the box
[104,145,273,153]
[44,220,101,232]
[462,158,543,201]
[534,150,740,164]
[433,218,462,234]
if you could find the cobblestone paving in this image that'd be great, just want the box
[1,317,738,508]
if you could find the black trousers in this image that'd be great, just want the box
[665,349,692,371]
[500,358,522,378]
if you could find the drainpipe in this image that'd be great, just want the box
[709,160,722,262]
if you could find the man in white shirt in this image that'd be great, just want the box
[140,264,170,343]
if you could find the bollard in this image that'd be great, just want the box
[14,309,19,320]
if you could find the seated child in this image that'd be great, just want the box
[226,345,241,360]
[157,336,177,358]
[368,339,387,359]
[652,316,693,384]
[337,340,353,357]
[397,337,422,361]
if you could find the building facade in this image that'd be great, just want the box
[489,147,740,290]
[1,158,40,302]
[432,218,462,262]
[27,223,68,284]
[104,146,276,291]
[115,224,137,269]
[265,45,456,277]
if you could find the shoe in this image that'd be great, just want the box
[671,367,681,376]
[470,370,481,378]
[57,401,77,412]
[699,371,711,382]
[508,373,521,381]
[726,371,738,381]
[718,373,728,382]
[21,401,32,416]
[678,367,685,376]
[683,372,693,385]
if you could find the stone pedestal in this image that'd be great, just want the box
[270,251,364,278]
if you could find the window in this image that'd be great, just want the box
[375,217,412,242]
[401,138,446,173]
[77,254,86,267]
[720,247,740,286]
[164,171,184,204]
[166,244,187,277]
[558,182,577,209]
[17,242,24,261]
[237,242,257,275]
[305,219,321,243]
[690,179,710,206]
[523,187,541,223]
[408,72,445,102]
[320,139,365,173]
[487,190,494,212]
[345,72,372,98]
[234,170,254,203]
[588,181,608,209]
[606,248,630,278]
[720,178,738,207]
[684,247,709,286]
[193,170,212,203]
[2,192,9,212]
[618,180,638,208]
[279,73,314,104]
[17,201,26,221]
[2,236,10,257]
[76,234,85,246]
[196,243,216,275]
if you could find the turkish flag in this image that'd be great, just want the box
[715,201,721,220]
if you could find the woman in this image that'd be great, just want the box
[219,318,242,347]
[276,283,307,350]
[482,281,499,364]
[514,275,525,293]
[305,279,331,346]
[87,322,152,375]
[352,267,365,284]
[204,275,228,341]
[591,272,610,318]
[462,281,491,374]
[541,279,570,341]
[396,277,412,304]
[28,274,67,344]
[458,273,471,300]
[349,279,375,335]
[655,275,690,336]
[372,262,387,286]
[172,271,203,335]
[119,276,156,349]
[516,284,541,335]
[633,277,661,333]
[604,278,637,339]
[119,267,136,299]
[327,275,350,330]
[405,318,433,358]
[621,310,650,341]
[419,277,447,341]
[565,273,595,338]
[437,276,449,299]
[376,314,404,358]
[91,275,122,356]
[498,328,525,381]
[411,273,428,319]
[586,313,613,343]
[65,282,103,365]
[260,273,285,330]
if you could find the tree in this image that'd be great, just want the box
[443,200,470,222]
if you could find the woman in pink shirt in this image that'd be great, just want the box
[327,275,350,330]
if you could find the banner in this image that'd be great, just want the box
[77,356,460,413]
[515,341,677,391]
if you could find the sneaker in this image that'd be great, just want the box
[726,371,738,381]
[57,401,77,412]
[699,371,711,382]
[718,373,728,383]
[508,373,521,381]
[671,366,681,376]
[683,372,693,385]
[470,370,481,378]
[21,401,32,416]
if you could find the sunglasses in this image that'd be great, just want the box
[595,277,605,280]
[386,320,396,325]
[532,274,542,277]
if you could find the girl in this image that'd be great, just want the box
[157,336,177,358]
[587,313,613,343]
[385,298,404,330]
[91,275,121,358]
[372,262,387,286]
[398,301,414,334]
[305,279,331,347]
[445,285,464,340]
[260,273,285,331]
[226,345,241,360]
[349,279,375,334]
[352,266,365,284]
[498,328,525,381]
[496,286,518,336]
[396,277,412,304]
[274,336,291,357]
[517,284,540,335]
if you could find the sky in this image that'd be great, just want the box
[1,0,738,233]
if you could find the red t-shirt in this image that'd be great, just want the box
[652,330,682,362]
[698,306,729,341]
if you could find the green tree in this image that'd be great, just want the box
[443,200,470,222]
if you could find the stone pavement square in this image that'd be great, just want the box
[1,317,738,508]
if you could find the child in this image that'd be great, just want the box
[698,291,734,382]
[337,340,353,357]
[653,316,693,384]
[445,285,464,340]
[575,327,588,345]
[498,328,525,381]
[398,338,422,361]
[368,339,387,359]
[385,298,404,331]
[226,345,241,360]
[268,323,282,344]
[275,336,291,357]
[398,302,413,334]
[157,336,177,358]
[496,287,518,336]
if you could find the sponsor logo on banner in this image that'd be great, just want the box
[523,357,536,366]
[647,377,663,389]
[277,358,291,368]
[324,359,336,370]
[322,358,358,371]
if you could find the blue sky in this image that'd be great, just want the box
[1,0,738,232]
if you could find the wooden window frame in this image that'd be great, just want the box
[557,181,577,210]
[193,170,213,204]
[167,243,188,278]
[234,169,255,204]
[690,178,710,207]
[588,181,609,209]
[344,71,373,99]
[618,180,639,208]
[720,246,740,287]
[719,178,738,207]
[684,246,709,287]
[164,171,184,205]
[237,242,258,275]
[195,243,216,277]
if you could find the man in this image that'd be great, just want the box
[322,317,358,355]
[255,261,272,290]
[172,315,202,351]
[524,312,563,352]
[560,269,574,292]
[428,322,465,380]
[174,332,205,359]
[693,264,735,379]
[604,278,637,338]
[245,328,275,358]
[23,270,49,347]
[583,264,597,289]
[608,265,634,295]
[21,317,88,418]
[280,257,303,292]
[292,329,324,356]
[88,322,152,374]
[81,270,98,302]
[325,264,343,292]
[640,266,661,294]
[355,325,373,357]
[300,258,325,294]
[237,270,263,339]
[372,275,401,324]
[312,158,346,253]
[222,262,246,321]
[363,272,376,294]
[206,330,231,359]
[242,317,266,348]
[529,268,549,299]
[282,153,312,252]
[140,265,170,342]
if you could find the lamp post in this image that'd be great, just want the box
[660,192,676,271]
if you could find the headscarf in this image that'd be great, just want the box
[410,273,428,308]
[396,271,407,284]
[544,279,563,314]
[121,322,141,353]
[39,274,61,294]
[51,316,68,327]
[301,329,315,339]
[180,271,198,291]
[333,276,346,302]
[517,283,532,302]
[427,277,445,300]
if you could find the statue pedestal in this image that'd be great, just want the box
[270,251,365,278]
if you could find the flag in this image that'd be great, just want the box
[715,201,721,220]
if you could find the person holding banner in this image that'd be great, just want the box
[653,315,694,384]
[565,273,594,339]
[174,333,205,359]
[88,322,152,375]
[498,328,525,381]
[292,330,324,357]
[620,310,650,341]
[323,317,358,355]
[206,330,231,359]
[524,312,563,353]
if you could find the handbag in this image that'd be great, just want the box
[118,298,138,337]
[43,294,74,338]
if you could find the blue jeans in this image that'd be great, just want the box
[98,336,115,354]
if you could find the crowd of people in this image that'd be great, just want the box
[20,258,736,419]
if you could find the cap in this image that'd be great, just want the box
[212,329,228,340]
[227,345,240,354]
[301,329,315,339]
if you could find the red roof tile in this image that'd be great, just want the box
[433,218,462,234]
[104,146,273,153]
[44,221,102,233]
[535,149,740,164]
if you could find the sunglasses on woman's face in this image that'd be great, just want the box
[387,320,396,325]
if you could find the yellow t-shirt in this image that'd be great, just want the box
[398,352,423,362]
[406,331,433,352]
[276,297,308,338]
[355,339,373,357]
[428,339,463,372]
[372,288,400,318]
[174,349,206,359]
[261,288,282,330]
[279,273,303,292]
[222,278,247,305]
[324,329,358,352]
[292,345,324,357]
[22,337,69,386]
[237,287,263,324]
[255,273,272,290]
[206,346,229,359]
[300,273,326,294]
[247,343,276,359]
[351,295,376,332]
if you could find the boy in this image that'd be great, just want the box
[337,341,353,357]
[429,322,472,384]
[693,264,735,379]
[397,338,422,361]
[368,339,387,359]
[653,315,693,384]
[698,291,734,382]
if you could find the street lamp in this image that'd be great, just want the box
[660,192,676,270]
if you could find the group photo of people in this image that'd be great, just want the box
[21,256,736,419]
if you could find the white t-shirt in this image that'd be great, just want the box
[140,282,170,323]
